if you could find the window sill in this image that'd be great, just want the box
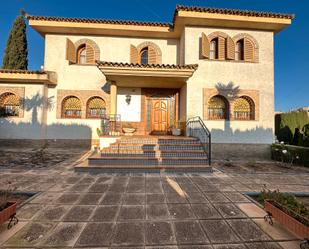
[68,62,96,66]
[207,118,228,121]
[86,117,103,120]
[230,119,258,122]
[201,58,258,64]
[61,117,82,119]
[0,115,22,119]
[206,119,258,121]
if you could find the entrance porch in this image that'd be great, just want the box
[83,62,211,172]
[97,61,198,136]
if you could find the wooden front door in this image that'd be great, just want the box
[151,99,169,134]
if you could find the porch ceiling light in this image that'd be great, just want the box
[125,94,131,105]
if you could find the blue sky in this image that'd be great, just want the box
[0,0,308,112]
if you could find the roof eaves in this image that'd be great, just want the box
[0,69,47,74]
[27,15,173,28]
[96,61,198,70]
[173,5,295,24]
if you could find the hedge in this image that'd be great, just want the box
[271,144,309,167]
[275,111,309,145]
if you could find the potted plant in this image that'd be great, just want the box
[0,182,18,229]
[97,127,103,137]
[171,121,181,136]
[257,187,309,238]
[122,122,136,136]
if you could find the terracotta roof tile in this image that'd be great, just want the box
[0,69,46,74]
[96,61,198,70]
[174,5,295,22]
[27,5,294,30]
[27,15,172,28]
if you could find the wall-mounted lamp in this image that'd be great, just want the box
[125,94,131,105]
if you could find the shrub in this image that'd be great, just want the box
[303,124,309,137]
[301,124,309,147]
[276,125,293,144]
[271,143,309,167]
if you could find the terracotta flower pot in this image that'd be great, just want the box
[264,200,309,238]
[171,128,181,136]
[122,127,136,136]
[0,201,17,225]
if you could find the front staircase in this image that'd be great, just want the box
[75,136,212,172]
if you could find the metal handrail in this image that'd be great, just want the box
[186,116,211,165]
[101,114,121,136]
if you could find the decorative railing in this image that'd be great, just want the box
[101,114,121,136]
[186,116,211,165]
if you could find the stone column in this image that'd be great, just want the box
[110,81,117,115]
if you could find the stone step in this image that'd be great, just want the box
[88,156,208,166]
[75,164,212,173]
[108,144,204,151]
[85,136,210,171]
[100,151,207,158]
[118,139,200,145]
[101,148,205,153]
[119,136,197,141]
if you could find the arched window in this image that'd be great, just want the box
[210,38,218,60]
[61,96,82,118]
[233,96,255,120]
[77,44,87,64]
[233,34,258,62]
[208,95,228,120]
[0,92,20,117]
[87,97,106,118]
[235,39,244,61]
[140,47,148,65]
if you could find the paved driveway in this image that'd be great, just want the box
[0,150,308,248]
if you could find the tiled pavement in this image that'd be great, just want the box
[0,152,308,248]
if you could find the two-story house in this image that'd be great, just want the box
[0,5,293,161]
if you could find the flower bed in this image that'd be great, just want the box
[265,200,309,238]
[257,188,309,238]
[0,201,17,225]
[271,143,309,167]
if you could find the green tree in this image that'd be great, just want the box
[2,14,28,70]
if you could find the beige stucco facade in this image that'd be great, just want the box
[0,83,46,139]
[0,6,292,148]
[184,26,274,143]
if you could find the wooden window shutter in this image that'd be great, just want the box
[218,37,226,60]
[130,45,138,64]
[226,36,235,60]
[86,44,95,64]
[148,46,157,64]
[201,32,210,58]
[66,38,76,63]
[244,38,254,62]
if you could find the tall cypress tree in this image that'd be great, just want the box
[2,14,28,70]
